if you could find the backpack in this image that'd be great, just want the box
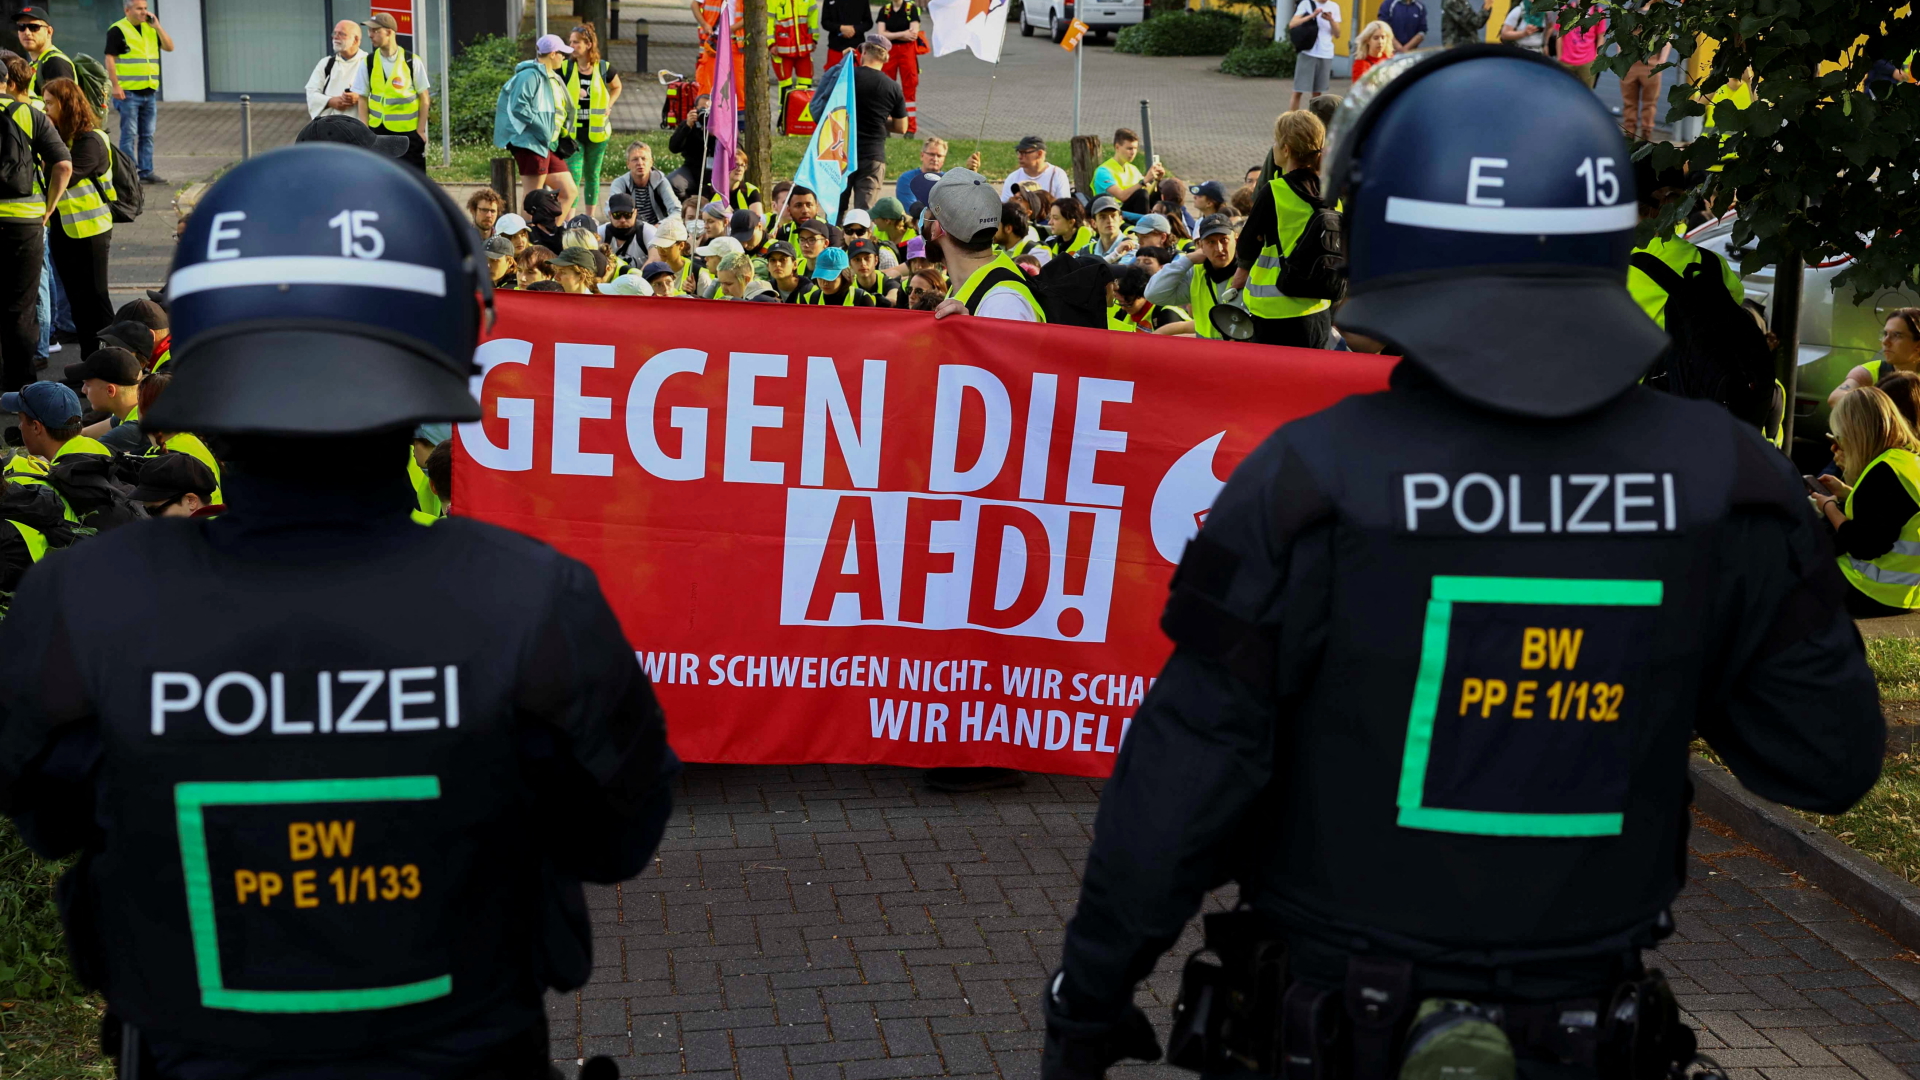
[105,136,141,222]
[1278,176,1347,301]
[1030,254,1111,329]
[46,453,146,532]
[1633,247,1774,427]
[1287,5,1322,52]
[71,54,110,113]
[0,102,36,201]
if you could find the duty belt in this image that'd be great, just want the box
[1167,910,1714,1080]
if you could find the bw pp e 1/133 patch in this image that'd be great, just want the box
[174,775,450,1013]
[1396,576,1663,837]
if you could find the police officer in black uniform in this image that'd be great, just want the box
[1041,47,1885,1080]
[0,142,679,1076]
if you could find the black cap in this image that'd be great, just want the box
[64,346,142,387]
[845,237,878,258]
[1016,135,1046,153]
[728,208,757,242]
[129,453,218,505]
[1193,214,1235,240]
[764,240,797,259]
[523,188,562,223]
[115,297,168,331]
[96,320,154,362]
[797,218,831,238]
[295,115,410,159]
[607,192,636,214]
[12,6,51,25]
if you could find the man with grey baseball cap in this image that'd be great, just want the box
[928,168,1045,325]
[924,169,1043,795]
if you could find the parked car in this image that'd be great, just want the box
[1688,213,1920,468]
[1021,0,1144,42]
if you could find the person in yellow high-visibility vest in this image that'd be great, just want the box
[0,53,71,394]
[41,79,115,359]
[1230,110,1333,348]
[1813,386,1920,618]
[562,24,622,217]
[105,0,174,184]
[352,12,430,173]
[12,6,74,107]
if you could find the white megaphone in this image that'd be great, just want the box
[1210,285,1257,342]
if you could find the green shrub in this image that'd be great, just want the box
[0,818,79,1002]
[1115,10,1240,55]
[447,33,532,147]
[1239,9,1275,48]
[1220,40,1297,77]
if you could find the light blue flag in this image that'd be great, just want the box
[792,53,858,225]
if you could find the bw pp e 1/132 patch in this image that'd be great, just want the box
[1396,576,1664,837]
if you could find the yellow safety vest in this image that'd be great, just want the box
[1106,304,1138,332]
[1189,263,1227,339]
[1245,176,1331,320]
[563,59,611,143]
[1098,155,1141,197]
[142,433,223,505]
[109,19,160,92]
[1627,236,1745,329]
[952,252,1046,321]
[1839,448,1920,610]
[29,46,68,106]
[408,449,441,519]
[1047,225,1096,257]
[804,282,867,306]
[8,518,46,563]
[366,47,420,133]
[0,104,43,222]
[57,130,114,239]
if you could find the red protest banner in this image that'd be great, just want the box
[456,292,1393,776]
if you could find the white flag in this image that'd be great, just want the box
[927,0,1010,62]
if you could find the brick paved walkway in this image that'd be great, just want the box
[550,765,1920,1080]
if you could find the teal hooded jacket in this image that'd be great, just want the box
[494,59,564,155]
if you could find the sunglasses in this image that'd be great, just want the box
[16,23,46,32]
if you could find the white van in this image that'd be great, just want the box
[1020,0,1146,42]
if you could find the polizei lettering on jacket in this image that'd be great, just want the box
[1398,472,1680,536]
[149,667,462,736]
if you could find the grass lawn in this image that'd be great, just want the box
[0,820,107,1077]
[1794,637,1920,885]
[428,132,1027,191]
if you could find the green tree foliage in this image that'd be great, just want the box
[446,33,533,147]
[1221,10,1296,76]
[1603,2,1920,294]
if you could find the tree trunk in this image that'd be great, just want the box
[572,0,611,45]
[742,0,773,202]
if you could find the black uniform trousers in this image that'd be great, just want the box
[0,223,42,392]
[1250,307,1332,349]
[47,228,111,359]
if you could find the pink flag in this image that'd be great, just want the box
[710,0,738,207]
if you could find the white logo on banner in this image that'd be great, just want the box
[1149,432,1226,565]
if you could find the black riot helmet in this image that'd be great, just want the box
[145,143,492,436]
[1322,46,1667,418]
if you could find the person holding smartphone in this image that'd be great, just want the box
[1288,0,1342,109]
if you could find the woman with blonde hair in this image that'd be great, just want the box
[1227,109,1332,348]
[1351,21,1395,81]
[1813,385,1920,616]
